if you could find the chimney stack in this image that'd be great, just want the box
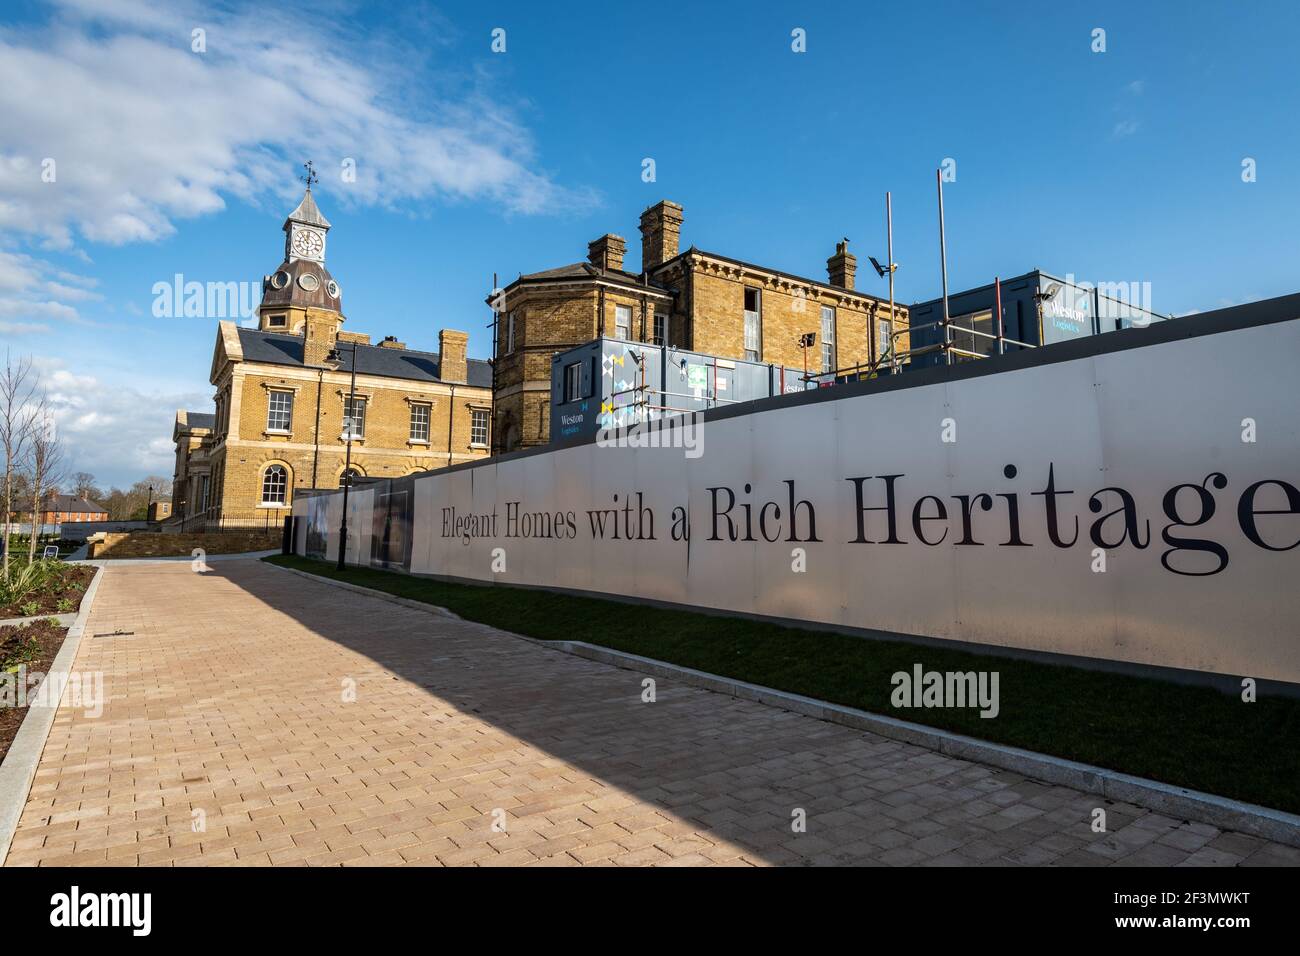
[639,200,684,273]
[827,240,856,290]
[587,234,627,272]
[303,308,342,367]
[439,328,468,383]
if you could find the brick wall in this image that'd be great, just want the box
[88,530,282,559]
[663,258,909,371]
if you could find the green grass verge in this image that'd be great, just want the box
[266,553,1300,815]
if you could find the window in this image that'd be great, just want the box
[409,403,430,442]
[950,309,994,359]
[820,305,836,373]
[877,318,893,359]
[653,311,666,346]
[342,396,367,439]
[505,311,517,354]
[470,408,489,446]
[266,390,293,432]
[743,288,761,361]
[614,304,632,339]
[261,465,288,504]
[563,361,583,403]
[268,313,286,328]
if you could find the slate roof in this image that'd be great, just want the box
[235,328,493,388]
[186,411,215,430]
[285,187,331,229]
[46,494,107,514]
[510,262,670,292]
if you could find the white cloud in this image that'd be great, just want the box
[35,361,206,487]
[1112,119,1141,138]
[0,0,590,251]
[0,250,101,324]
[0,321,51,335]
[0,0,594,487]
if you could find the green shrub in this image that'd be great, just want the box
[0,631,40,672]
[1,558,61,607]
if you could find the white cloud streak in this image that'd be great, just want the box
[0,0,590,251]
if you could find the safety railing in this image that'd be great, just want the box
[809,319,1038,386]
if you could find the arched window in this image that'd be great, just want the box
[339,467,362,488]
[261,464,288,504]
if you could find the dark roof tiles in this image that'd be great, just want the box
[235,328,492,388]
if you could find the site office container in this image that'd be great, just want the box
[550,337,809,445]
[906,269,1166,368]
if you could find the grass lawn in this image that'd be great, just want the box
[266,553,1300,815]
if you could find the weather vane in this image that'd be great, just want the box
[301,160,319,190]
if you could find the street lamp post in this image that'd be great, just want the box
[327,341,358,570]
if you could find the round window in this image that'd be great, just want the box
[270,270,289,290]
[297,272,320,292]
[327,280,340,298]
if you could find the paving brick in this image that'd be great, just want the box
[5,559,1290,870]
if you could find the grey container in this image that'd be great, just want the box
[907,269,1166,368]
[550,337,809,445]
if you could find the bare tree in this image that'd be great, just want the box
[70,471,102,501]
[27,396,65,561]
[0,351,37,575]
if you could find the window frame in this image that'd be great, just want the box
[470,407,490,447]
[877,317,893,359]
[266,389,294,433]
[743,287,762,361]
[563,361,583,403]
[342,395,367,440]
[614,303,632,340]
[261,464,288,505]
[409,402,431,443]
[820,304,837,373]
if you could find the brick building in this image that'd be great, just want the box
[169,184,492,527]
[16,493,109,525]
[489,200,909,451]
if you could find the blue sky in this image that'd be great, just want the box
[2,0,1297,487]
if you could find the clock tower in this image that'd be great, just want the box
[284,187,329,264]
[256,166,345,359]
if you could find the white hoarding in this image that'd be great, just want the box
[310,318,1300,685]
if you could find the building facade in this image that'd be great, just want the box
[16,494,109,524]
[489,200,909,451]
[170,185,492,527]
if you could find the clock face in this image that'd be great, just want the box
[292,228,323,259]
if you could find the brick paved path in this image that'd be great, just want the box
[6,559,1297,867]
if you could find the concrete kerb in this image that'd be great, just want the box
[267,560,1300,850]
[72,548,283,568]
[0,563,106,866]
